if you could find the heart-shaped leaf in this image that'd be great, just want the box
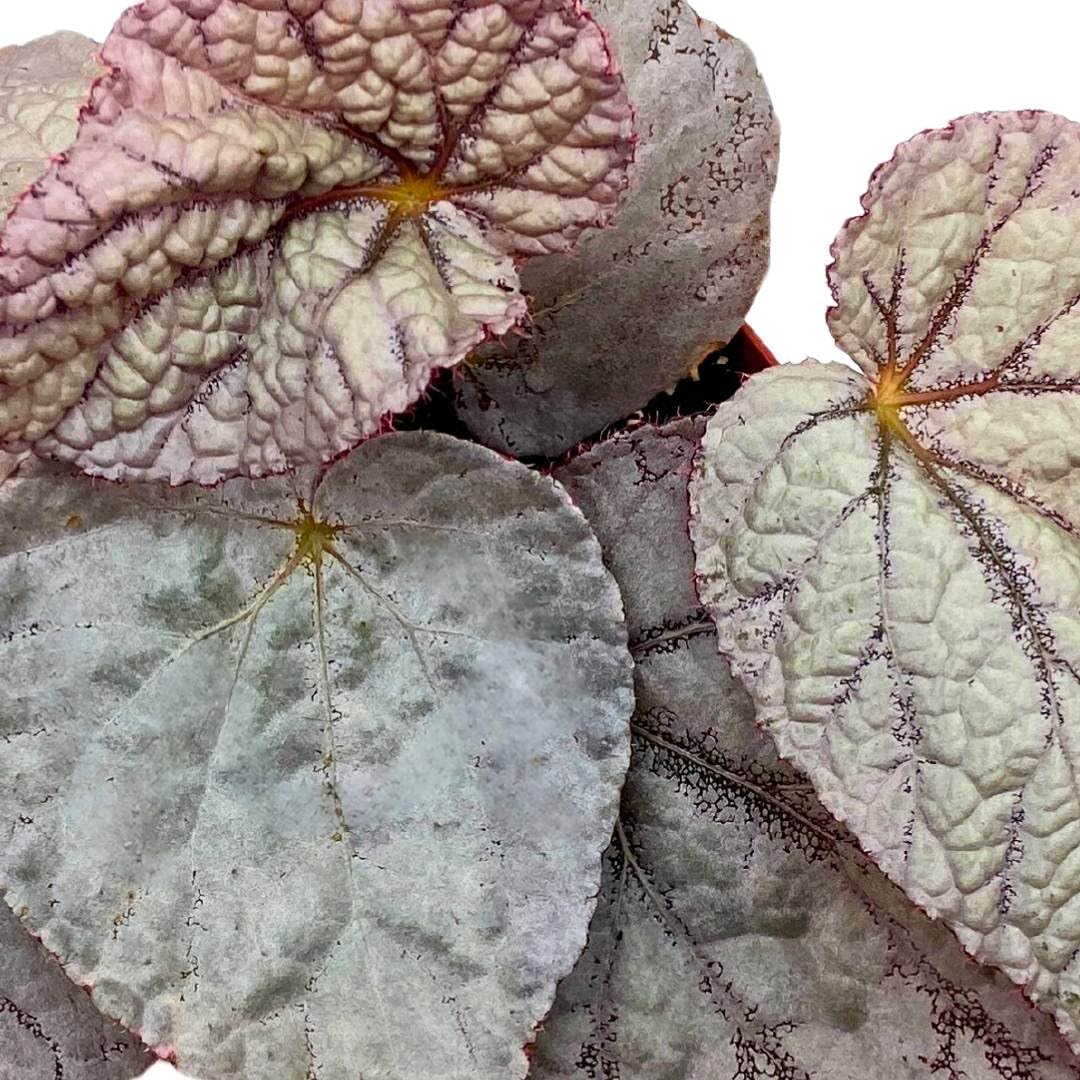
[0,432,633,1078]
[535,417,1079,1078]
[0,0,633,485]
[1,902,155,1079]
[454,0,777,457]
[691,112,1080,1049]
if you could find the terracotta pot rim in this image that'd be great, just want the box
[728,323,778,377]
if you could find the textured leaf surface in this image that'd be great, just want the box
[454,0,777,457]
[0,1,633,484]
[692,112,1080,1048]
[0,902,154,1079]
[0,33,102,493]
[536,418,1080,1078]
[0,32,102,222]
[0,432,633,1079]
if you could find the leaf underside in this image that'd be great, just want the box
[454,0,778,458]
[0,902,154,1080]
[0,432,633,1080]
[692,112,1080,1050]
[535,417,1079,1079]
[0,1,633,484]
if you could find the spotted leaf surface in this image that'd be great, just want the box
[0,903,155,1080]
[0,0,633,485]
[455,0,776,457]
[691,113,1080,1049]
[533,418,1080,1079]
[0,432,633,1079]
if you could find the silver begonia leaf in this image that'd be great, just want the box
[0,431,633,1079]
[0,39,156,1074]
[454,0,777,457]
[537,418,1080,1078]
[692,112,1080,1050]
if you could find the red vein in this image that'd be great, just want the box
[864,270,898,369]
[893,142,1059,385]
[934,453,1079,540]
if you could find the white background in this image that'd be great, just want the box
[2,2,1077,1077]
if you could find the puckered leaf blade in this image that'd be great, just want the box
[453,0,777,458]
[0,1,632,484]
[828,111,1080,392]
[533,418,1080,1078]
[0,433,633,1078]
[0,32,103,489]
[692,112,1080,1049]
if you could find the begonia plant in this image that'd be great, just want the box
[1,2,1078,1079]
[0,1,638,1075]
[542,416,1079,1079]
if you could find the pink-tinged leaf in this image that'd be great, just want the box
[691,112,1080,1050]
[454,0,777,458]
[536,418,1079,1079]
[0,0,633,484]
[0,901,155,1078]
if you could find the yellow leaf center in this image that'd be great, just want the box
[869,364,909,438]
[291,505,343,567]
[380,172,447,217]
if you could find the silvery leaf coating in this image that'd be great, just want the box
[538,417,1080,1078]
[0,431,633,1079]
[692,112,1080,1051]
[0,903,154,1080]
[0,2,633,484]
